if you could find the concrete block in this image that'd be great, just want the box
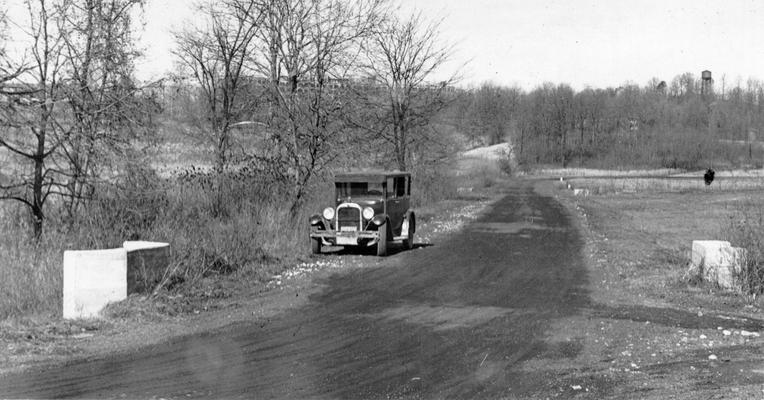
[63,248,127,319]
[691,240,731,268]
[691,240,746,291]
[124,241,170,294]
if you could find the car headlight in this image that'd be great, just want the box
[362,207,375,220]
[323,207,335,220]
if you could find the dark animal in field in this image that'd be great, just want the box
[704,168,715,185]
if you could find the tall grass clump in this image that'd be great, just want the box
[724,208,764,296]
[0,208,62,320]
[411,162,458,206]
[77,166,313,290]
[453,156,508,193]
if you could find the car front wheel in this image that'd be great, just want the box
[376,225,388,256]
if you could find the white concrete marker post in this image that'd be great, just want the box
[63,248,128,319]
[691,240,747,291]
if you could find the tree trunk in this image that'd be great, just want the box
[32,116,48,240]
[215,127,228,174]
[32,159,44,239]
[394,124,406,170]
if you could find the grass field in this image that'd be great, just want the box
[557,174,764,313]
[571,176,764,194]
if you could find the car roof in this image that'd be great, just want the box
[334,170,410,183]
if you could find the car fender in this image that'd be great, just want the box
[371,214,388,228]
[405,211,416,233]
[309,214,326,229]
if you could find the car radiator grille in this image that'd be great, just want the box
[337,207,360,230]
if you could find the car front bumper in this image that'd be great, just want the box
[310,229,380,246]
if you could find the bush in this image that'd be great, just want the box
[724,209,764,296]
[410,162,457,206]
[498,154,513,176]
[0,229,62,320]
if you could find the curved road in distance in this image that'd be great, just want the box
[1,180,592,399]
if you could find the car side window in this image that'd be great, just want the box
[386,178,395,198]
[395,177,406,197]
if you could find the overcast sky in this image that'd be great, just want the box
[9,0,764,90]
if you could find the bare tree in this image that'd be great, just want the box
[57,0,150,216]
[173,0,261,174]
[465,83,520,146]
[0,0,70,239]
[362,11,457,171]
[247,0,386,211]
[0,0,149,239]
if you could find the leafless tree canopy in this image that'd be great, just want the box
[173,0,395,212]
[453,73,764,170]
[0,0,154,239]
[173,0,261,173]
[360,11,458,171]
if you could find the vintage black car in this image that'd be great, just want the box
[309,171,415,256]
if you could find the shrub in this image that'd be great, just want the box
[721,206,764,294]
[724,209,764,296]
[0,207,62,319]
[410,162,457,206]
[498,154,513,176]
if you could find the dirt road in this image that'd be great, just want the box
[4,181,761,398]
[2,181,588,398]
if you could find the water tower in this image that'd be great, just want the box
[701,70,713,96]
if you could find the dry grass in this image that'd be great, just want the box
[570,176,764,195]
[568,181,764,310]
[0,172,312,320]
[721,204,764,295]
[0,240,62,319]
[454,155,508,189]
[536,167,681,178]
[0,207,62,319]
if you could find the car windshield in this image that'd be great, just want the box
[335,182,384,197]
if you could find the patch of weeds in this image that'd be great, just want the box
[724,210,764,296]
[203,255,239,277]
[651,247,687,269]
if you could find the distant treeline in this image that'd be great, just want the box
[450,73,764,170]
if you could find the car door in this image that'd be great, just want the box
[387,177,407,235]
